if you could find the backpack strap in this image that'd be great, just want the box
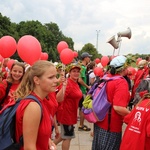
[103,75,122,81]
[87,70,94,86]
[0,81,12,110]
[107,106,112,132]
[88,70,93,76]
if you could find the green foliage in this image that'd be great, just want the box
[125,54,136,67]
[0,13,18,38]
[78,43,102,60]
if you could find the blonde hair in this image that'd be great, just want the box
[138,60,147,69]
[15,60,55,100]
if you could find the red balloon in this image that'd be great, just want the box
[95,58,101,64]
[17,35,42,65]
[101,56,109,67]
[60,48,74,65]
[73,51,78,58]
[0,36,17,58]
[40,52,48,60]
[94,67,103,77]
[7,59,15,70]
[57,41,68,53]
[0,55,4,62]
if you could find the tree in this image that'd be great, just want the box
[78,43,102,60]
[0,13,18,38]
[12,20,74,62]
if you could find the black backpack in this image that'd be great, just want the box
[86,70,93,86]
[0,95,42,150]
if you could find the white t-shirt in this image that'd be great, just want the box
[88,70,96,85]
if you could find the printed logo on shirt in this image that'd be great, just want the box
[136,106,149,112]
[128,106,150,135]
[128,111,142,134]
[133,111,141,125]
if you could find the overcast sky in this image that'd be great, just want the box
[0,0,150,56]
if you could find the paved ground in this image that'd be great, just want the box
[54,120,127,150]
[56,120,93,150]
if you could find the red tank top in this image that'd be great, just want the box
[15,94,52,150]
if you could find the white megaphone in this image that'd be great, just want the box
[117,27,132,55]
[107,35,119,49]
[117,27,132,39]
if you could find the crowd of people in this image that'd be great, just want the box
[0,53,150,150]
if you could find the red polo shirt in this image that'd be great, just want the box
[96,74,130,132]
[58,78,82,125]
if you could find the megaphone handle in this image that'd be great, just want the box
[118,40,122,55]
[112,48,115,56]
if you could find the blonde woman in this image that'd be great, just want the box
[15,60,57,150]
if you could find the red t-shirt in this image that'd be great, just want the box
[96,74,130,132]
[0,81,6,100]
[46,92,58,118]
[15,94,52,150]
[56,102,63,122]
[55,85,64,122]
[120,99,150,150]
[0,80,19,106]
[58,78,82,125]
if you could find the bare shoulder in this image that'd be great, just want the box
[24,101,41,117]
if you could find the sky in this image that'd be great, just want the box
[0,0,150,56]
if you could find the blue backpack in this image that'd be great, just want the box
[0,95,42,150]
[82,76,122,123]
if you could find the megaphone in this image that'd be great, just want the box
[117,27,132,39]
[107,35,119,49]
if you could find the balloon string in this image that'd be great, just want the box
[0,59,4,72]
[62,64,65,73]
[62,64,66,95]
